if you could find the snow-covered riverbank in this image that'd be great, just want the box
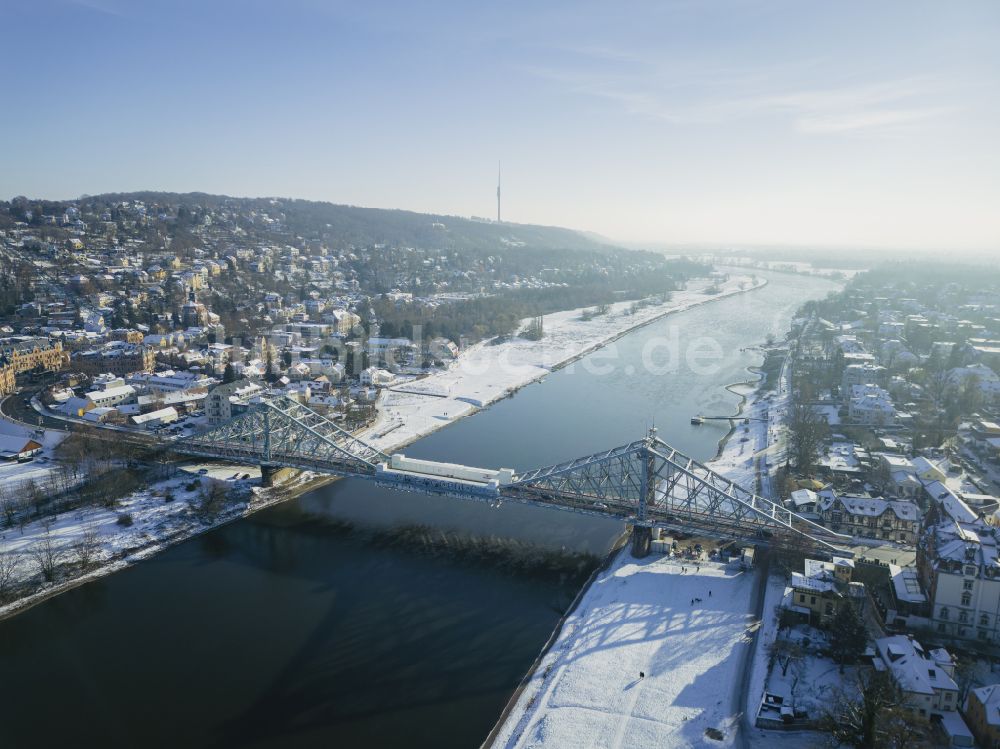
[362,274,765,452]
[486,334,787,748]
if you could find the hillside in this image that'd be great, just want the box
[87,191,622,254]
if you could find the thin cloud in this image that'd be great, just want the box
[795,107,954,134]
[525,58,954,135]
[67,0,126,17]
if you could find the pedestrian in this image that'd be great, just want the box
[639,671,645,679]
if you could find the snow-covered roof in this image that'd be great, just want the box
[85,384,135,401]
[791,570,839,594]
[790,489,817,508]
[822,493,919,522]
[913,456,946,476]
[925,481,979,524]
[889,564,927,604]
[880,454,915,472]
[875,635,957,696]
[131,407,178,424]
[0,434,43,457]
[971,685,1000,727]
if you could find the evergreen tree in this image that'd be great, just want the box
[222,362,236,383]
[829,600,867,672]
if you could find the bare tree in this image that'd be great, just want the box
[819,669,930,749]
[768,637,805,677]
[0,551,22,600]
[31,525,63,583]
[787,403,827,475]
[71,526,101,571]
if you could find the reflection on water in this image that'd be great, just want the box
[0,271,838,749]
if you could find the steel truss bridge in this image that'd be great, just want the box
[171,396,850,557]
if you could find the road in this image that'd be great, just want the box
[733,557,769,749]
[0,381,70,432]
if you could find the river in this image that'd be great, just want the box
[0,271,838,749]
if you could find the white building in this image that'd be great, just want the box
[873,635,958,721]
[366,337,416,366]
[359,367,393,387]
[205,379,265,425]
[848,384,895,425]
[917,484,1000,645]
[128,370,214,393]
[131,406,179,429]
[85,384,137,409]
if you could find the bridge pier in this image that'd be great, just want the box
[630,525,652,558]
[260,464,278,488]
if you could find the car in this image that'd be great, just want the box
[198,468,209,475]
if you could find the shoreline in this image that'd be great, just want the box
[713,376,762,460]
[364,274,769,453]
[0,274,768,621]
[0,470,329,623]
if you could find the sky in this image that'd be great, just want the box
[1,0,998,253]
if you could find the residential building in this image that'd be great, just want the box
[72,344,156,376]
[917,485,1000,645]
[0,337,69,395]
[818,491,920,543]
[205,379,264,425]
[359,366,393,387]
[84,384,137,409]
[788,557,867,626]
[848,384,895,425]
[873,635,958,721]
[965,684,1000,749]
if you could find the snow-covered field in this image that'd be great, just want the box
[0,460,307,620]
[362,274,764,452]
[491,556,757,748]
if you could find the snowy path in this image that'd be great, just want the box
[492,557,757,749]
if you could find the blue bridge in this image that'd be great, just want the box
[171,396,850,557]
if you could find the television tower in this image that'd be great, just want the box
[496,160,501,223]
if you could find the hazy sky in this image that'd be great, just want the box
[2,0,998,252]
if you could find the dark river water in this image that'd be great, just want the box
[0,271,838,749]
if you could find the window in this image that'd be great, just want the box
[799,594,806,603]
[938,622,946,632]
[962,592,972,606]
[964,580,974,591]
[981,614,989,626]
[825,603,834,615]
[959,611,970,624]
[810,596,816,605]
[940,607,949,620]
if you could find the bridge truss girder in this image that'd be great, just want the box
[504,433,849,553]
[175,396,387,475]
